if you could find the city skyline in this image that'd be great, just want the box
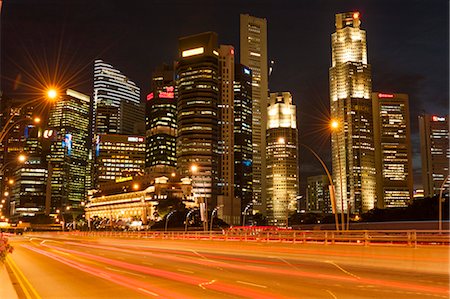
[1,0,449,192]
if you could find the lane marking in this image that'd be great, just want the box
[105,267,146,278]
[325,289,338,299]
[6,255,42,299]
[324,260,360,279]
[177,269,194,274]
[191,250,208,260]
[236,280,268,289]
[278,257,300,270]
[138,288,159,297]
[198,279,216,290]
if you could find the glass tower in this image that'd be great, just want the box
[266,92,298,227]
[240,14,268,213]
[329,12,376,214]
[145,64,177,175]
[47,90,90,211]
[373,92,413,208]
[176,32,220,214]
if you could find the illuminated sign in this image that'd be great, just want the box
[159,86,174,99]
[378,93,394,98]
[432,116,446,122]
[127,137,144,142]
[115,176,132,183]
[182,47,204,58]
[147,93,154,100]
[244,68,251,75]
[43,130,54,139]
[62,134,73,156]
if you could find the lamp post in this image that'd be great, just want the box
[300,143,339,231]
[191,164,208,231]
[210,205,223,232]
[438,175,449,233]
[331,120,346,231]
[242,203,252,226]
[165,210,176,232]
[184,209,197,232]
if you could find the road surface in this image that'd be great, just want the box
[5,233,449,298]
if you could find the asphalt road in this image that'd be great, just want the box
[6,233,449,299]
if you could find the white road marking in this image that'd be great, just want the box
[138,288,159,297]
[278,257,299,270]
[325,289,337,299]
[198,279,216,290]
[236,280,267,289]
[324,260,360,279]
[105,267,146,278]
[177,269,194,274]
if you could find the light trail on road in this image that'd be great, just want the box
[5,234,450,298]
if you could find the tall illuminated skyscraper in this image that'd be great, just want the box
[234,63,253,222]
[329,12,375,214]
[93,59,142,135]
[176,32,220,217]
[240,14,268,213]
[47,89,90,211]
[145,64,177,175]
[266,92,298,227]
[419,114,449,197]
[217,45,240,225]
[373,92,413,208]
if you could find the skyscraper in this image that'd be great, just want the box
[234,63,253,222]
[373,92,413,208]
[145,64,177,175]
[176,32,220,221]
[217,45,240,225]
[266,92,298,227]
[93,59,142,135]
[47,89,90,211]
[306,175,332,213]
[419,114,449,197]
[11,124,47,218]
[240,14,268,213]
[329,12,376,214]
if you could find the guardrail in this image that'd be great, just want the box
[69,230,450,247]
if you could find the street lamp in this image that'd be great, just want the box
[210,205,223,232]
[330,119,346,231]
[165,210,176,232]
[185,209,197,232]
[300,143,339,231]
[190,164,208,231]
[242,203,253,226]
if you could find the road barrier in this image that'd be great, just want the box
[69,229,450,247]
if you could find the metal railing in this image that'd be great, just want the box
[69,229,450,247]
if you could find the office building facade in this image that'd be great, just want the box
[47,89,90,211]
[145,64,177,175]
[176,32,220,214]
[266,92,299,227]
[419,114,449,197]
[234,63,253,222]
[306,175,332,213]
[95,134,146,185]
[240,14,268,213]
[93,59,142,135]
[373,92,413,208]
[329,12,376,214]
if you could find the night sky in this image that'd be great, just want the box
[2,0,449,194]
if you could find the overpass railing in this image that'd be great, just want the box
[70,230,450,247]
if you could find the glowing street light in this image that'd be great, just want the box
[47,88,58,100]
[18,154,27,163]
[132,183,140,191]
[330,119,345,230]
